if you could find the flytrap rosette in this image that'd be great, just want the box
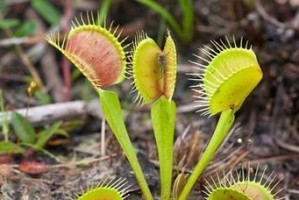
[130,31,177,104]
[46,13,127,89]
[191,37,263,116]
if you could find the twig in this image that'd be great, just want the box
[275,137,299,154]
[49,154,117,169]
[0,100,102,126]
[255,0,288,30]
[177,103,198,113]
[25,8,64,102]
[40,48,64,102]
[242,154,299,166]
[0,35,45,46]
[0,37,27,46]
[288,189,299,195]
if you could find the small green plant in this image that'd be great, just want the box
[136,0,194,44]
[0,18,37,37]
[11,112,68,152]
[0,115,67,156]
[0,91,66,156]
[0,91,24,154]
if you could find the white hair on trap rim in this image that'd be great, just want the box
[189,36,253,116]
[203,163,284,200]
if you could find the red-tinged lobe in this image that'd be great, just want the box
[46,15,126,89]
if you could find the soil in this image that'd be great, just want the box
[0,0,299,199]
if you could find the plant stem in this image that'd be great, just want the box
[178,109,235,200]
[99,90,153,200]
[151,97,176,200]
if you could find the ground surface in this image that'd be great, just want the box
[0,0,299,199]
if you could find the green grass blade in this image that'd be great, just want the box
[31,0,61,25]
[0,90,9,142]
[99,90,153,200]
[136,0,183,40]
[35,121,64,149]
[0,141,25,154]
[151,96,176,200]
[97,0,113,26]
[15,21,37,37]
[0,19,20,29]
[21,142,61,162]
[11,112,36,144]
[178,0,194,43]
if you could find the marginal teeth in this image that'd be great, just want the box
[189,36,258,116]
[204,165,282,200]
[76,178,131,199]
[47,12,127,89]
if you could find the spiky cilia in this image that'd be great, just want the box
[77,178,131,200]
[205,165,283,200]
[130,31,177,104]
[46,13,127,89]
[190,37,262,116]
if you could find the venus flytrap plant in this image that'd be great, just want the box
[46,10,268,199]
[46,13,153,200]
[130,31,177,200]
[178,38,263,200]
